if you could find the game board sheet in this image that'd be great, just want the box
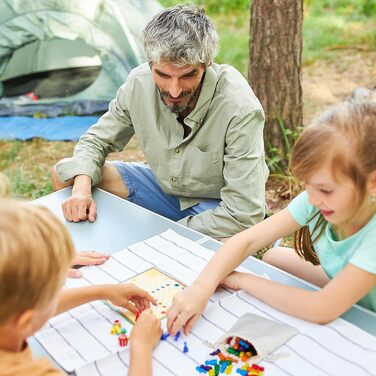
[34,229,376,376]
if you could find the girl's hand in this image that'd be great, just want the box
[68,251,110,278]
[167,283,211,336]
[106,284,157,313]
[131,309,162,351]
[220,271,246,291]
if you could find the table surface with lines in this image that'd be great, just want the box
[31,188,376,376]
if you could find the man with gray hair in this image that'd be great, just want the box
[52,5,269,239]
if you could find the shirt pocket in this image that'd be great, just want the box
[180,146,223,197]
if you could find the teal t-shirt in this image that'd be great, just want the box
[288,191,376,312]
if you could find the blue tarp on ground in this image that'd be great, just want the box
[0,116,98,141]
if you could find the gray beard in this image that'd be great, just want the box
[159,81,202,115]
[169,102,189,114]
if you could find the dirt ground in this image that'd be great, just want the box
[303,50,376,123]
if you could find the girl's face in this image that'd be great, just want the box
[305,165,356,226]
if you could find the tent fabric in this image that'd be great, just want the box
[0,0,162,111]
[0,116,98,141]
[0,98,109,117]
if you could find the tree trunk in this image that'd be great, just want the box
[249,0,303,166]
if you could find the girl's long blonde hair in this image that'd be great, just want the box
[290,101,376,264]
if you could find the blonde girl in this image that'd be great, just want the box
[167,101,376,334]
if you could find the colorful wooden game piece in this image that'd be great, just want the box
[111,319,122,335]
[118,334,128,347]
[201,337,264,375]
[196,366,208,374]
[135,309,140,321]
[161,331,170,340]
[174,330,181,341]
[183,341,189,353]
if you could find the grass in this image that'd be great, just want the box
[1,0,375,201]
[0,139,74,199]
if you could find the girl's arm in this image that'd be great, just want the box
[128,309,162,376]
[54,284,155,316]
[167,208,301,334]
[223,264,376,324]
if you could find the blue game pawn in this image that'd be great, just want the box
[160,332,170,341]
[183,341,189,353]
[174,330,181,341]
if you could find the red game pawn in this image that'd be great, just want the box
[135,310,140,321]
[118,334,128,347]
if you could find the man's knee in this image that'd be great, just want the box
[97,162,129,199]
[51,158,74,191]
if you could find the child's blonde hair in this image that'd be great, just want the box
[0,199,75,324]
[291,101,376,264]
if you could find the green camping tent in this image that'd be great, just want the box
[0,0,162,114]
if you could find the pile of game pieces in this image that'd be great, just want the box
[110,319,128,347]
[160,330,189,353]
[225,336,258,363]
[196,337,264,375]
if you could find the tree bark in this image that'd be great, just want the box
[249,0,303,165]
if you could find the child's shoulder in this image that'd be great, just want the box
[287,191,319,226]
[0,344,64,376]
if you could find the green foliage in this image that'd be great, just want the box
[159,0,375,74]
[214,12,249,74]
[158,0,249,14]
[0,141,22,168]
[266,120,303,175]
[304,0,376,62]
[305,0,376,18]
[8,168,53,199]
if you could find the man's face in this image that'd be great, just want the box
[151,61,206,114]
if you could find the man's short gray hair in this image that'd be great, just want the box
[143,5,218,67]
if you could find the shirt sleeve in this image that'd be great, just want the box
[56,78,135,186]
[287,191,315,226]
[180,109,269,238]
[350,218,376,274]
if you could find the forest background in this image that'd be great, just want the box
[0,0,375,214]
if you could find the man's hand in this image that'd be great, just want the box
[167,283,211,336]
[62,175,96,222]
[105,284,157,313]
[67,251,110,278]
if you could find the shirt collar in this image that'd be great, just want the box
[185,64,217,125]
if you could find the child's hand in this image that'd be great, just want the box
[167,283,211,336]
[106,284,157,313]
[67,251,110,278]
[131,309,162,351]
[220,271,246,291]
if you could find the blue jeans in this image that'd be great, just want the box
[112,162,220,221]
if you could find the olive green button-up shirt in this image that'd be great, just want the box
[57,63,269,238]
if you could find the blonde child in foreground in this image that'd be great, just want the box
[167,101,376,335]
[0,199,162,376]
